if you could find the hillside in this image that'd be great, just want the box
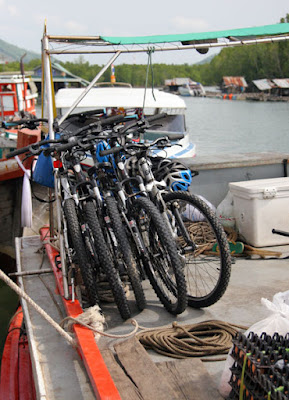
[0,38,40,63]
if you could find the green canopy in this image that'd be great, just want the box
[100,23,289,45]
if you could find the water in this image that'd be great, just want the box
[184,95,289,156]
[1,93,289,362]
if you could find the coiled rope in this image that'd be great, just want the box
[180,222,283,259]
[136,320,248,361]
[178,222,218,256]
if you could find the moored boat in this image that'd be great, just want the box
[164,77,206,97]
[55,86,196,159]
[1,20,289,399]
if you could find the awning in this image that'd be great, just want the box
[100,23,289,45]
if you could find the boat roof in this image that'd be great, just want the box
[100,23,289,45]
[44,21,289,131]
[0,74,33,84]
[55,87,186,111]
[47,22,289,55]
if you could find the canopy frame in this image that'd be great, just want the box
[42,22,289,133]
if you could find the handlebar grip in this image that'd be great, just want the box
[146,113,167,123]
[165,133,185,141]
[6,145,33,159]
[100,115,125,127]
[68,108,104,119]
[44,140,78,156]
[2,118,47,130]
[99,145,124,157]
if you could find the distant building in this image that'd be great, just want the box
[252,78,289,96]
[32,62,89,95]
[221,76,247,94]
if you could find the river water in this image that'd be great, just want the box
[1,93,289,359]
[184,95,289,156]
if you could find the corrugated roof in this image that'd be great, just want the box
[252,79,275,91]
[272,78,289,88]
[223,76,248,87]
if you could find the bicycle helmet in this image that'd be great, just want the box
[151,157,193,191]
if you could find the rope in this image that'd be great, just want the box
[0,268,76,347]
[179,222,284,259]
[60,316,139,339]
[136,320,248,361]
[1,261,249,360]
[142,46,156,114]
[178,222,217,256]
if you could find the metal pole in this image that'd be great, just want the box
[42,34,55,140]
[58,50,121,126]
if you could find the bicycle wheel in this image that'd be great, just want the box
[63,198,99,307]
[132,196,187,315]
[83,200,131,320]
[106,196,146,311]
[162,191,231,308]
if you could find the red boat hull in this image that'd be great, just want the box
[0,307,36,400]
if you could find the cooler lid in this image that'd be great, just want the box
[229,177,289,195]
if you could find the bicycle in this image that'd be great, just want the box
[99,117,232,308]
[7,116,134,318]
[95,122,188,315]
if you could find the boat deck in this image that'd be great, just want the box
[16,235,95,400]
[16,233,289,399]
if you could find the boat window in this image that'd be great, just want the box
[143,114,185,141]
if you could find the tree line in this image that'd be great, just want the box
[2,15,288,88]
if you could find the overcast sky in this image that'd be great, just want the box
[1,0,288,64]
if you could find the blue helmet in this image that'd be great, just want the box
[152,158,193,191]
[169,169,193,191]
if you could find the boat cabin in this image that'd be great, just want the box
[55,86,187,136]
[0,75,38,120]
[55,87,196,158]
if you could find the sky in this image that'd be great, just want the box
[1,0,288,65]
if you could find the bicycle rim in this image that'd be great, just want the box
[133,196,187,315]
[163,191,231,308]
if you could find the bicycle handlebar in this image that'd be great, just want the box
[98,134,173,157]
[2,118,48,130]
[118,113,167,135]
[43,139,79,156]
[6,137,62,158]
[67,114,126,138]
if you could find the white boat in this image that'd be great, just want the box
[178,82,206,97]
[55,86,196,159]
[164,78,206,97]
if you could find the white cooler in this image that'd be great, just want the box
[229,177,289,247]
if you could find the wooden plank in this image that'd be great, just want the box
[156,359,223,400]
[101,349,142,400]
[114,337,178,400]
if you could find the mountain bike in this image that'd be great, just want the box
[99,117,232,308]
